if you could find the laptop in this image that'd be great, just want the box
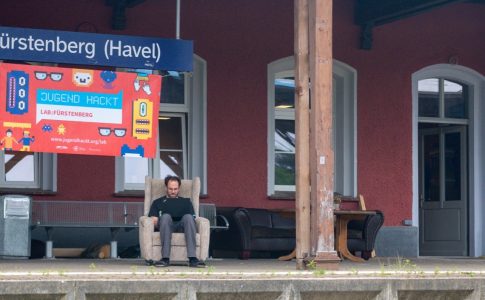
[162,198,195,221]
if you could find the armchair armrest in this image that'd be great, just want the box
[139,216,155,260]
[195,216,210,261]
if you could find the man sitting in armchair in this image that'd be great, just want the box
[148,175,205,268]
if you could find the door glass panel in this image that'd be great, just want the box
[445,132,461,201]
[418,78,440,117]
[423,134,440,202]
[274,77,295,109]
[444,80,468,119]
[161,71,185,104]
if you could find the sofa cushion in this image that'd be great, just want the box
[246,209,273,227]
[251,226,295,239]
[270,212,295,229]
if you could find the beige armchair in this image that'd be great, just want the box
[139,176,210,262]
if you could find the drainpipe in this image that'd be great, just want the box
[176,0,181,39]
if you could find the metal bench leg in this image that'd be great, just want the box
[44,227,54,259]
[45,241,53,259]
[110,241,117,259]
[110,228,121,259]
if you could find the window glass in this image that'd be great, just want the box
[159,117,183,149]
[418,78,440,117]
[423,134,440,202]
[444,80,468,119]
[445,132,461,201]
[4,151,35,182]
[274,77,295,109]
[124,157,148,185]
[274,119,295,186]
[161,71,185,104]
[158,116,184,178]
[275,153,295,186]
[275,120,295,151]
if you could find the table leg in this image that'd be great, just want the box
[336,216,365,263]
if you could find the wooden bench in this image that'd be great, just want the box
[31,201,143,258]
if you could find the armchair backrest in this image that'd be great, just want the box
[144,176,201,217]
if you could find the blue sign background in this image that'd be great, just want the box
[0,26,193,71]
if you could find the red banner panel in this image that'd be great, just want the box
[0,63,161,158]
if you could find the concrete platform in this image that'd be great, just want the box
[1,257,485,299]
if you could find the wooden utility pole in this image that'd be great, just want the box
[294,0,311,270]
[308,0,340,268]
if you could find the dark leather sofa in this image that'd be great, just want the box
[211,207,383,260]
[347,210,384,260]
[211,208,295,259]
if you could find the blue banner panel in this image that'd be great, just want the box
[0,26,193,71]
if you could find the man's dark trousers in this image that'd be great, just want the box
[159,213,197,259]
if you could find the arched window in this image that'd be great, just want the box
[267,57,357,197]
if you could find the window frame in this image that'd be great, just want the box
[267,57,357,197]
[418,77,469,125]
[115,55,207,194]
[0,61,57,192]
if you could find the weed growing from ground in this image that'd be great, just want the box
[306,259,317,270]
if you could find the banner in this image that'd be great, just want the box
[0,26,193,71]
[0,63,161,158]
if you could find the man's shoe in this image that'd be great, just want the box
[154,259,170,267]
[189,257,206,268]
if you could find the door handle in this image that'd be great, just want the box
[419,194,424,208]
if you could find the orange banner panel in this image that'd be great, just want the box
[0,63,161,158]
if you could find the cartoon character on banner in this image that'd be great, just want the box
[133,70,152,95]
[72,69,94,87]
[18,130,35,151]
[6,71,29,115]
[0,129,18,151]
[100,71,117,89]
[132,99,153,140]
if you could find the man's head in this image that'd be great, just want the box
[6,129,12,137]
[164,175,181,198]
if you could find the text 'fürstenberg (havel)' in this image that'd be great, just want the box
[0,33,161,62]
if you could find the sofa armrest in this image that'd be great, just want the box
[233,208,252,250]
[195,216,210,261]
[216,214,230,228]
[139,216,154,261]
[362,211,384,250]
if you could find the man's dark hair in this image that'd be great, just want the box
[164,175,181,187]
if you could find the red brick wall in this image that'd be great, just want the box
[1,0,484,225]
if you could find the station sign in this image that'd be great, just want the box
[0,26,193,71]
